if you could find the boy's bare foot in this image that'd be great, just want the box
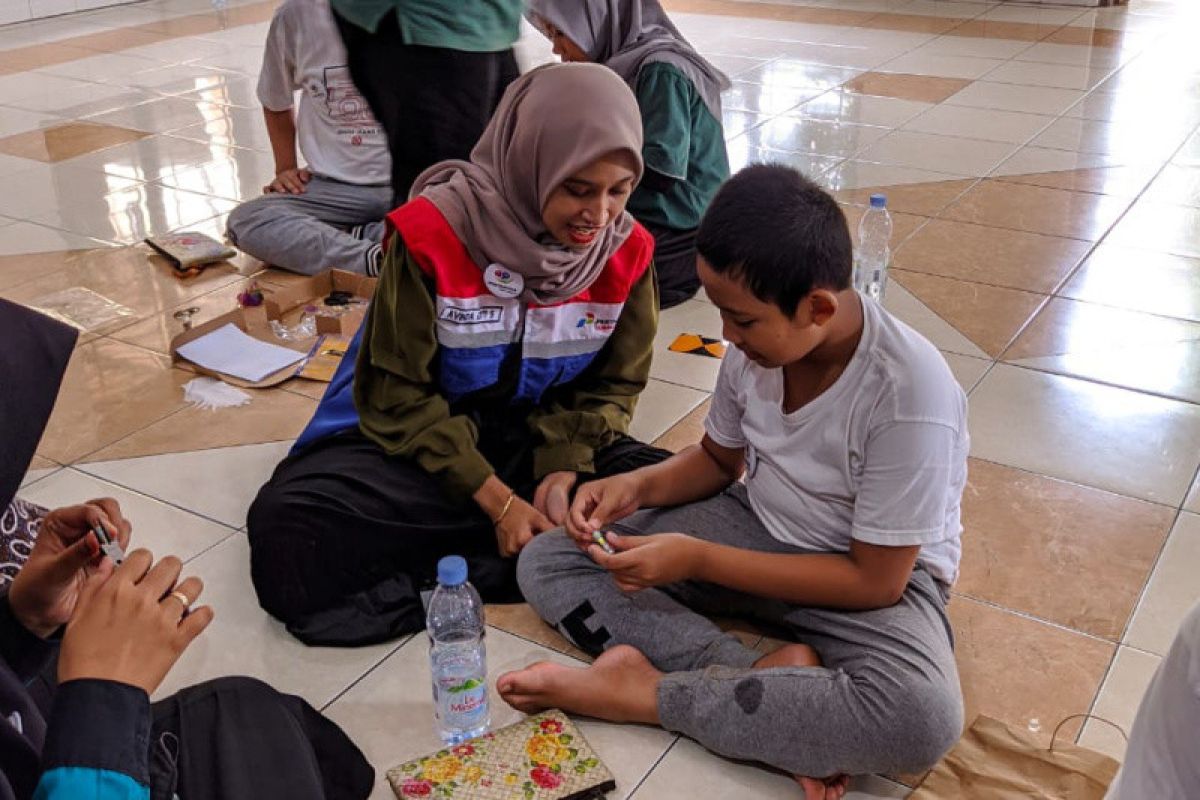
[796,773,849,800]
[497,644,662,725]
[754,642,822,670]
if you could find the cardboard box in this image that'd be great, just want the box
[170,269,376,388]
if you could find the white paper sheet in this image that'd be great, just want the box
[176,323,305,383]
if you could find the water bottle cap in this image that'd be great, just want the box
[437,556,468,586]
[869,194,887,208]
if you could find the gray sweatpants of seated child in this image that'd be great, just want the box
[516,483,964,779]
[226,173,392,276]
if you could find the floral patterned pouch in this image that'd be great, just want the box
[387,710,615,800]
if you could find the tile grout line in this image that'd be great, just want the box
[318,634,414,713]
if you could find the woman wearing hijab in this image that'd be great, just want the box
[528,0,731,309]
[246,63,670,648]
[0,299,373,800]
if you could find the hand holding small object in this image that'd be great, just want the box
[8,499,132,639]
[57,549,213,695]
[588,532,703,592]
[566,473,643,548]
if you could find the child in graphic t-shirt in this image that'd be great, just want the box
[500,164,968,798]
[226,0,392,276]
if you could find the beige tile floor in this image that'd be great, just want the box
[5,0,1200,796]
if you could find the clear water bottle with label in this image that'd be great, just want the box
[428,556,490,744]
[854,194,892,301]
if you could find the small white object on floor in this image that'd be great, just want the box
[183,377,252,410]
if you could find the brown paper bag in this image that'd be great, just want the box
[909,715,1122,799]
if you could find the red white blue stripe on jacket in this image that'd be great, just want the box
[294,198,654,450]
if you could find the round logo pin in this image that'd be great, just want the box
[484,263,523,299]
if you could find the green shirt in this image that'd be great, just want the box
[354,237,660,501]
[627,62,731,232]
[331,0,523,51]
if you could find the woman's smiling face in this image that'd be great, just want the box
[542,151,639,250]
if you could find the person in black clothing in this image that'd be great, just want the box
[0,299,373,800]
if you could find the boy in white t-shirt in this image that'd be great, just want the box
[499,165,967,799]
[225,0,392,276]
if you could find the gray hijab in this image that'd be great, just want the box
[528,0,730,119]
[409,63,644,305]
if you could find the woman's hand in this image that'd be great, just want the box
[57,549,213,696]
[533,471,577,526]
[495,497,555,557]
[8,499,132,638]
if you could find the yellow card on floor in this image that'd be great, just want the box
[669,333,726,359]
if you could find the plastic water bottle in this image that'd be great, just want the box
[854,194,892,301]
[428,556,490,744]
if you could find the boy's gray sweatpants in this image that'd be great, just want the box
[517,484,964,778]
[225,174,391,276]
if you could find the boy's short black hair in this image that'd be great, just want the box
[696,164,853,316]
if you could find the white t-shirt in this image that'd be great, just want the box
[704,295,968,585]
[1105,603,1200,800]
[257,0,390,186]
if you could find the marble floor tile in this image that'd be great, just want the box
[948,596,1115,748]
[995,162,1156,198]
[0,247,93,292]
[79,441,292,527]
[737,60,862,92]
[650,299,724,392]
[1124,512,1200,656]
[968,364,1200,504]
[1011,41,1125,68]
[28,183,237,245]
[64,134,238,183]
[941,180,1131,241]
[1080,646,1161,760]
[942,352,990,394]
[878,51,1005,80]
[944,81,1087,116]
[81,385,316,462]
[1005,297,1200,403]
[841,71,972,103]
[0,220,114,256]
[823,160,970,193]
[957,459,1174,639]
[893,218,1091,293]
[984,60,1114,91]
[628,379,709,445]
[1028,116,1191,162]
[34,339,190,464]
[653,399,709,453]
[900,104,1053,145]
[86,95,233,136]
[18,467,235,563]
[1142,164,1200,209]
[834,178,977,217]
[630,738,908,799]
[1105,201,1200,260]
[153,534,403,708]
[323,629,676,800]
[911,35,1033,60]
[1186,475,1199,514]
[891,271,1046,357]
[856,130,1018,177]
[722,80,824,116]
[741,116,891,160]
[0,162,142,220]
[879,280,990,359]
[1,244,246,330]
[791,90,932,128]
[0,121,151,163]
[150,148,276,201]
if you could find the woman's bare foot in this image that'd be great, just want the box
[497,644,663,725]
[795,773,849,800]
[753,642,822,670]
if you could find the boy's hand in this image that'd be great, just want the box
[9,499,133,639]
[589,532,704,592]
[58,549,213,696]
[264,167,311,195]
[567,474,643,547]
[533,471,577,526]
[495,498,555,558]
